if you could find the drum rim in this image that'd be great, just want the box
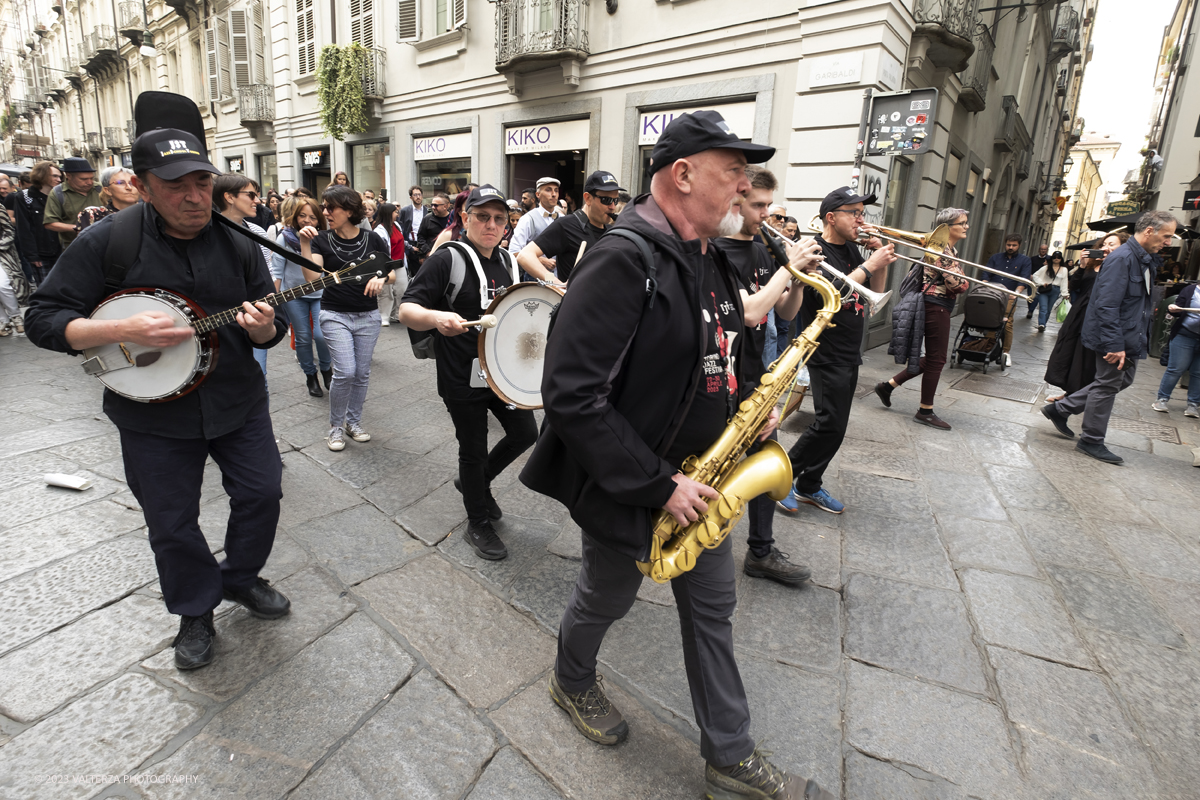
[477,282,564,409]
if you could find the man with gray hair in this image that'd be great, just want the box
[1042,210,1178,463]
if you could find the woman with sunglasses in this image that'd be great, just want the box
[298,186,393,451]
[272,196,333,398]
[215,174,276,386]
[875,207,970,429]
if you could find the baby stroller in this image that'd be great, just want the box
[951,284,1007,373]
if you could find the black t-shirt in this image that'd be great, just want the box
[801,236,868,367]
[665,252,742,466]
[401,237,517,399]
[712,238,775,384]
[311,229,391,313]
[532,210,607,283]
[0,192,14,211]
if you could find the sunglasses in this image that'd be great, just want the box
[469,212,508,226]
[769,213,786,220]
[238,190,260,200]
[592,196,619,206]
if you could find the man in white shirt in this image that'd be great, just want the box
[399,185,428,275]
[508,177,562,269]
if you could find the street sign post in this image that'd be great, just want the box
[864,89,939,157]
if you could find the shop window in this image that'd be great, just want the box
[259,153,278,195]
[351,141,391,198]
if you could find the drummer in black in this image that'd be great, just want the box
[398,185,537,561]
[516,170,623,284]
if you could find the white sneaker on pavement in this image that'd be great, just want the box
[1186,404,1199,419]
[1151,399,1170,413]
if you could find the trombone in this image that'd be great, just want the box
[761,221,892,314]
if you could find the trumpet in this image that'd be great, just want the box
[762,221,892,314]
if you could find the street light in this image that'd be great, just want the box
[138,31,156,58]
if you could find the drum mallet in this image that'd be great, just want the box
[461,315,498,329]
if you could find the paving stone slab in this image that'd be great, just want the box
[322,444,423,489]
[140,613,414,800]
[772,512,841,590]
[495,479,571,526]
[359,453,455,516]
[291,670,496,800]
[984,464,1074,517]
[467,746,564,800]
[960,569,1093,668]
[842,510,957,591]
[287,503,425,586]
[0,673,203,800]
[546,519,584,560]
[0,470,123,529]
[734,577,842,674]
[492,672,704,800]
[989,647,1155,775]
[1143,575,1200,645]
[0,500,146,582]
[845,661,1022,800]
[1137,497,1200,540]
[394,480,469,546]
[937,515,1039,576]
[142,567,357,701]
[914,429,985,476]
[963,433,1035,469]
[439,514,561,590]
[46,433,124,467]
[0,450,83,494]
[838,470,932,520]
[1044,564,1185,648]
[845,749,975,800]
[357,556,555,708]
[0,534,157,655]
[926,470,1008,522]
[0,417,112,460]
[845,573,988,694]
[1008,508,1125,575]
[260,530,312,583]
[1020,728,1163,800]
[837,438,922,480]
[0,594,176,722]
[1102,524,1200,583]
[509,553,580,633]
[1051,478,1157,529]
[277,451,364,530]
[377,421,458,457]
[740,657,842,794]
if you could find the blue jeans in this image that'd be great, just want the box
[320,308,381,428]
[282,297,331,375]
[763,310,777,371]
[1035,286,1061,326]
[1158,330,1200,406]
[252,347,267,394]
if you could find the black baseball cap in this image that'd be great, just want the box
[463,184,507,212]
[647,110,775,176]
[583,170,624,194]
[818,186,878,220]
[131,128,221,181]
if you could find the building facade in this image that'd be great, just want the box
[1049,145,1101,251]
[3,0,1095,340]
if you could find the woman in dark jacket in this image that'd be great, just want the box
[13,161,63,286]
[1044,232,1127,400]
[1153,281,1200,416]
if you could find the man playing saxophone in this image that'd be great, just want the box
[520,111,836,800]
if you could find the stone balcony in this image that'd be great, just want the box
[495,0,589,93]
[910,0,977,73]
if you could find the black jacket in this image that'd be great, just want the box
[519,195,749,561]
[398,203,428,240]
[415,212,448,258]
[14,188,62,262]
[1167,283,1198,339]
[1081,238,1154,358]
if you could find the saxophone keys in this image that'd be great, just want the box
[674,548,696,573]
[716,495,737,518]
[695,518,722,547]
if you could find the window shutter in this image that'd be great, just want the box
[350,0,375,48]
[296,0,315,75]
[251,0,267,84]
[397,0,419,41]
[205,26,219,100]
[230,9,250,88]
[452,0,466,29]
[216,15,232,97]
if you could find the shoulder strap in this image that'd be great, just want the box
[445,241,517,310]
[53,184,65,206]
[101,206,146,292]
[605,228,658,309]
[446,246,467,306]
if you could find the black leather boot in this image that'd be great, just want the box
[306,373,323,397]
[321,368,333,390]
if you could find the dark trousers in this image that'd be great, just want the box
[788,361,857,494]
[1054,353,1138,444]
[745,432,778,556]
[557,533,754,767]
[892,302,951,406]
[118,403,282,617]
[444,394,537,525]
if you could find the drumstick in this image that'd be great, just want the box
[461,315,498,329]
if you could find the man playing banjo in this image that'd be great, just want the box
[25,101,292,671]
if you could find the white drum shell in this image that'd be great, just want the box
[478,283,564,409]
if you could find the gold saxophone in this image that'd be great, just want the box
[636,267,843,583]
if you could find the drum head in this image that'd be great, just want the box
[89,293,203,401]
[478,283,564,409]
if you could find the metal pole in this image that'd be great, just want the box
[852,88,872,191]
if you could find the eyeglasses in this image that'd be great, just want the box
[833,209,866,219]
[110,179,131,187]
[949,221,969,227]
[770,213,786,221]
[592,196,618,206]
[238,191,260,200]
[469,212,508,227]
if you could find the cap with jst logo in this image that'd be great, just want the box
[131,128,222,181]
[583,171,624,193]
[464,184,508,212]
[648,110,775,176]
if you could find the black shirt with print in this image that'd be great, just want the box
[665,251,742,466]
[711,237,775,387]
[311,229,392,313]
[401,237,517,400]
[800,235,868,368]
[532,210,607,283]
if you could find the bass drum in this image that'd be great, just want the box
[477,282,565,409]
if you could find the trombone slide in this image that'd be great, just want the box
[762,221,892,314]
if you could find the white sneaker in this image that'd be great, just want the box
[345,422,371,442]
[327,427,346,451]
[1186,405,1199,419]
[1003,353,1012,367]
[1151,400,1170,413]
[380,318,391,327]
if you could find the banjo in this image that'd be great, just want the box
[81,253,391,402]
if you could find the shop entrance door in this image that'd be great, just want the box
[510,151,585,209]
[299,146,331,197]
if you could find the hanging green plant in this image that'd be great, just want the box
[315,43,370,140]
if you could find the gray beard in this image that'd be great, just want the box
[717,208,742,238]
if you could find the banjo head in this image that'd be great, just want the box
[84,291,209,402]
[477,282,564,409]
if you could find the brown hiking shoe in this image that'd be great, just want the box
[548,673,629,745]
[705,748,835,800]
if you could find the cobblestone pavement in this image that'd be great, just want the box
[0,309,1197,800]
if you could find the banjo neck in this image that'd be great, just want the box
[191,253,382,335]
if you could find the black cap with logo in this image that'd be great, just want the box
[647,110,775,176]
[463,184,508,212]
[131,128,222,181]
[818,186,878,220]
[583,170,624,194]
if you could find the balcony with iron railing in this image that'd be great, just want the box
[64,137,79,156]
[104,127,124,151]
[958,23,994,112]
[118,1,145,44]
[1050,5,1080,60]
[911,0,977,72]
[238,83,275,136]
[495,0,590,87]
[85,131,102,152]
[82,25,120,74]
[1055,68,1069,96]
[126,118,138,144]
